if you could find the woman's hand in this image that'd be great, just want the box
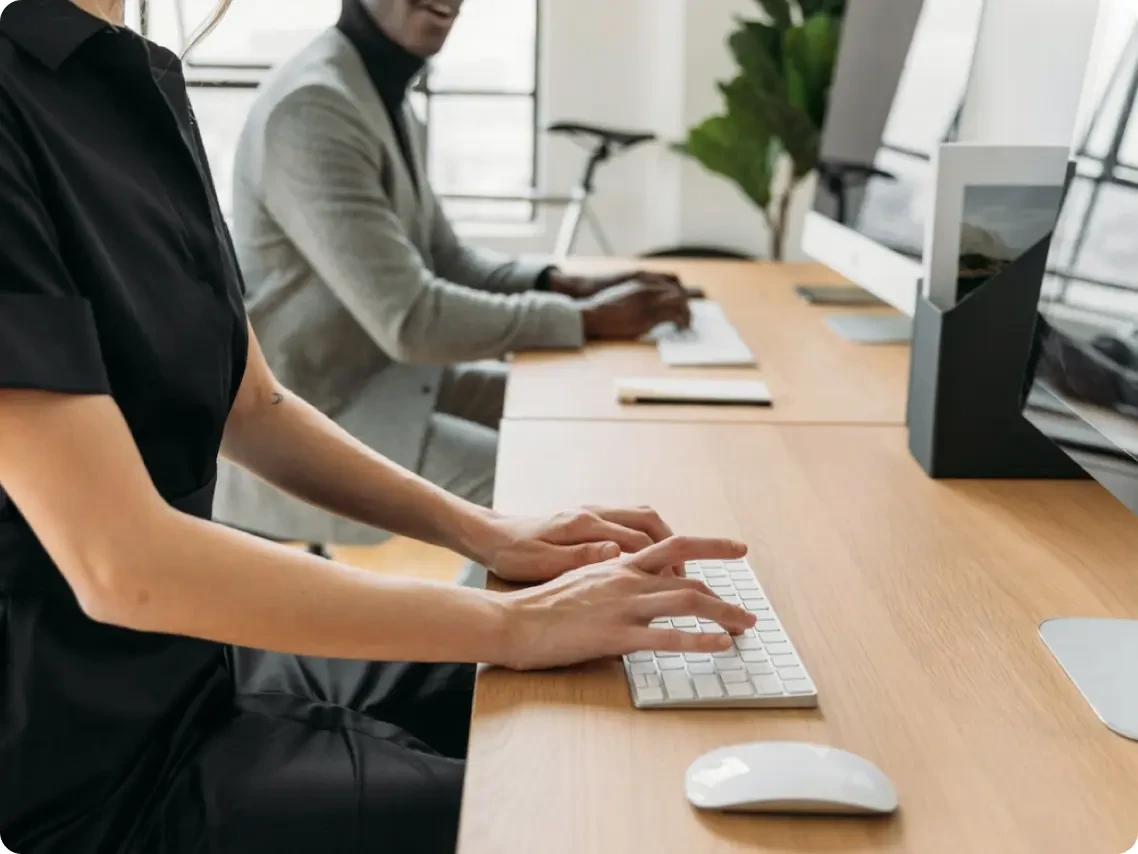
[496,535,755,671]
[480,505,682,583]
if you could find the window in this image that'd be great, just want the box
[1,0,540,222]
[1046,16,1138,321]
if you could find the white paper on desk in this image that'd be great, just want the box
[615,377,771,405]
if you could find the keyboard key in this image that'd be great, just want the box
[688,661,716,675]
[702,568,727,578]
[630,662,656,675]
[654,651,681,658]
[693,674,725,699]
[735,637,762,650]
[726,682,756,698]
[758,631,787,644]
[756,617,780,629]
[672,617,697,628]
[684,653,711,662]
[697,618,715,625]
[728,569,752,579]
[722,595,742,606]
[739,650,768,663]
[770,653,798,667]
[776,665,807,681]
[699,560,725,570]
[783,679,815,695]
[724,560,749,570]
[628,652,653,662]
[746,661,775,676]
[765,642,794,656]
[681,625,702,633]
[714,657,743,671]
[663,672,695,700]
[633,673,648,688]
[644,674,662,688]
[658,658,687,671]
[637,686,665,703]
[650,618,670,628]
[720,670,748,684]
[752,675,784,696]
[734,579,759,591]
[702,624,727,634]
[708,581,733,592]
[712,650,739,658]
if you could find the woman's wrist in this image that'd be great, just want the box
[446,500,505,567]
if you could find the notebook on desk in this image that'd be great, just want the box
[616,377,772,406]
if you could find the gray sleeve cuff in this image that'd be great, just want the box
[511,294,585,351]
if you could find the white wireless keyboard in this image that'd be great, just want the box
[623,558,818,709]
[657,301,756,367]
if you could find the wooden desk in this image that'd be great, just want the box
[459,420,1138,854]
[504,260,910,425]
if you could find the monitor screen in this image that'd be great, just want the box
[813,0,987,259]
[1023,17,1138,513]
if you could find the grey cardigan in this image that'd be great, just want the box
[213,29,584,545]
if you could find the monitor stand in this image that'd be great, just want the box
[825,314,912,344]
[1040,618,1138,741]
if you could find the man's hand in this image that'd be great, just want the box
[478,505,681,584]
[578,280,691,340]
[549,270,685,300]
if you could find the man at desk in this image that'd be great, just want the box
[215,0,688,547]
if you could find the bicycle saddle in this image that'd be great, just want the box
[548,121,657,149]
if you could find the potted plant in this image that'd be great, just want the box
[678,0,846,261]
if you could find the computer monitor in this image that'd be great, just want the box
[1020,19,1138,742]
[802,0,987,330]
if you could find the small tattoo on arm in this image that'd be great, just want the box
[270,392,284,405]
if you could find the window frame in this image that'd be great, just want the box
[1045,27,1138,311]
[138,0,542,224]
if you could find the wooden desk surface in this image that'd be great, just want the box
[504,259,911,425]
[459,420,1138,854]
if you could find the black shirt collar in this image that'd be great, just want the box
[1,0,111,70]
[0,0,181,72]
[336,0,425,111]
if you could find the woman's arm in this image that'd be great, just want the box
[222,327,672,579]
[0,388,753,666]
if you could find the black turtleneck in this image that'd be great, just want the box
[337,0,425,192]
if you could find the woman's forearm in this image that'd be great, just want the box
[95,505,511,663]
[222,388,498,561]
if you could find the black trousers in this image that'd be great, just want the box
[138,650,476,854]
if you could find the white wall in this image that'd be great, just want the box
[476,0,772,259]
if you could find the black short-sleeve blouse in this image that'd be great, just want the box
[0,0,249,849]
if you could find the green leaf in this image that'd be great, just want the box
[723,77,819,179]
[782,13,842,126]
[753,0,793,29]
[729,21,786,97]
[683,114,778,211]
[798,0,846,16]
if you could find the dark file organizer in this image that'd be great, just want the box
[905,234,1088,479]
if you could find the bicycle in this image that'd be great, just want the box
[445,121,755,261]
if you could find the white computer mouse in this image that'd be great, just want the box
[684,741,899,815]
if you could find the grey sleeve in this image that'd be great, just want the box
[424,180,548,294]
[259,87,584,365]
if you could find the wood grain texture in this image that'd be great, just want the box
[504,259,910,425]
[330,538,462,583]
[459,420,1138,854]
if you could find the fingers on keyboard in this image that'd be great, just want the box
[631,628,732,654]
